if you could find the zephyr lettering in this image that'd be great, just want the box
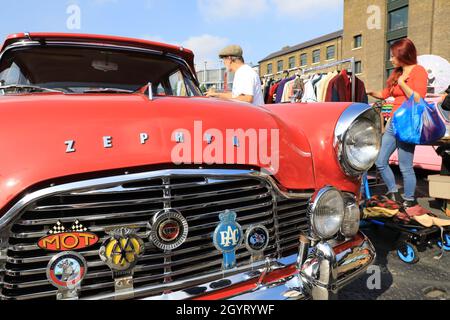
[65,140,76,153]
[140,133,149,144]
[103,136,113,148]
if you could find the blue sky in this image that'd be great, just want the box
[0,0,343,69]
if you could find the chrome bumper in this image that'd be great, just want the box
[130,232,374,301]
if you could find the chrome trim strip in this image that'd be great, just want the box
[0,169,313,230]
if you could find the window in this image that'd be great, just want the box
[355,61,362,74]
[0,46,202,96]
[288,56,295,69]
[277,60,283,72]
[326,46,335,60]
[389,6,408,31]
[300,53,307,66]
[312,50,320,64]
[354,35,362,48]
[267,63,273,75]
[168,70,194,97]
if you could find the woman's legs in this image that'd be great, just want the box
[375,123,399,194]
[397,140,417,201]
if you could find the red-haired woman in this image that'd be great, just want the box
[367,38,428,209]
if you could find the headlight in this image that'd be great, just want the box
[343,119,381,173]
[335,105,382,177]
[341,194,360,238]
[310,187,345,240]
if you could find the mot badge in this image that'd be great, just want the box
[98,227,144,299]
[213,210,243,271]
[245,225,270,261]
[46,251,87,300]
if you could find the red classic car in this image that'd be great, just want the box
[0,33,380,300]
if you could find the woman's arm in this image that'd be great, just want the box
[398,67,428,103]
[367,90,385,100]
[398,76,420,102]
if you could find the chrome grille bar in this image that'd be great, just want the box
[0,169,311,300]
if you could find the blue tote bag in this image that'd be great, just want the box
[393,95,446,145]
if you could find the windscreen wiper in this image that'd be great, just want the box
[82,88,134,94]
[0,85,64,94]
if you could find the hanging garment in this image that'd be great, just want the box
[266,81,280,104]
[301,74,321,102]
[317,71,338,102]
[281,78,296,103]
[325,70,368,103]
[275,77,295,104]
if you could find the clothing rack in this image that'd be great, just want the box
[301,57,356,102]
[262,57,356,102]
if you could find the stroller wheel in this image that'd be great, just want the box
[437,233,450,252]
[396,241,419,264]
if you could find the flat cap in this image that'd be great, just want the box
[219,45,243,58]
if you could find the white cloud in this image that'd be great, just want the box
[270,0,342,16]
[197,0,268,21]
[182,34,229,68]
[140,34,229,69]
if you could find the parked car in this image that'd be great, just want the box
[0,33,379,300]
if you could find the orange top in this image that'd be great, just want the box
[382,65,428,116]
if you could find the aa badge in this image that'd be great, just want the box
[99,227,144,299]
[213,210,243,271]
[46,251,87,300]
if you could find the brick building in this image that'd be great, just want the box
[259,0,450,95]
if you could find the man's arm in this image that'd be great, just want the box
[206,91,253,103]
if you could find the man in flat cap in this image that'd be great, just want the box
[206,45,264,106]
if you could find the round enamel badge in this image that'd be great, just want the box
[245,225,269,254]
[46,252,87,290]
[149,209,188,251]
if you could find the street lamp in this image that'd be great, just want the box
[203,61,207,85]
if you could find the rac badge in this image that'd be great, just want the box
[213,210,243,270]
[46,251,87,300]
[38,220,99,252]
[149,209,188,251]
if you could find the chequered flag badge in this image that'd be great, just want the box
[48,220,88,234]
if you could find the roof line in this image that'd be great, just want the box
[258,30,343,63]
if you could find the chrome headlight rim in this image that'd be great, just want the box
[310,186,345,240]
[342,118,381,174]
[334,105,382,177]
[340,193,361,239]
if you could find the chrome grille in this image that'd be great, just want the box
[0,171,310,300]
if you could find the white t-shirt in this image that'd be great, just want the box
[232,64,264,106]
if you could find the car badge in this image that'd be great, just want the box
[213,210,243,271]
[245,225,270,261]
[46,251,87,300]
[99,227,144,299]
[149,209,189,251]
[38,220,99,252]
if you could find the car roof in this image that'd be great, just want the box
[1,32,196,71]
